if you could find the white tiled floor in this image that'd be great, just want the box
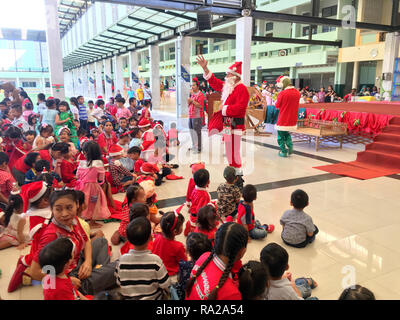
[1,113,400,300]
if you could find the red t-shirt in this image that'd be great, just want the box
[194,226,217,241]
[14,149,53,173]
[152,234,187,275]
[189,188,210,222]
[43,275,80,300]
[168,128,178,140]
[33,217,88,274]
[186,252,242,300]
[236,201,255,231]
[98,132,118,154]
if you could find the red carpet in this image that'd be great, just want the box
[315,116,400,179]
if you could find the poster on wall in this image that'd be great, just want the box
[131,72,139,84]
[181,65,190,83]
[89,77,95,84]
[106,75,112,84]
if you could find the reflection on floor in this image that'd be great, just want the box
[1,111,400,300]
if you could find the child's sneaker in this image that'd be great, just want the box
[263,224,275,233]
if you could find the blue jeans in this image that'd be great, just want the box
[249,220,267,240]
[295,278,318,300]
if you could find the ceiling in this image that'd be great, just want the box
[58,0,93,38]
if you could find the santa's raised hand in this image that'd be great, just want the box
[196,55,210,75]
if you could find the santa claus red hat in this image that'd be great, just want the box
[192,77,200,86]
[20,181,49,213]
[141,162,160,174]
[226,61,242,78]
[138,118,151,128]
[97,95,103,99]
[109,144,124,157]
[48,96,55,100]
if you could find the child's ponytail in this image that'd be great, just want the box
[185,222,248,300]
[3,194,23,227]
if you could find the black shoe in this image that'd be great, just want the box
[171,164,179,169]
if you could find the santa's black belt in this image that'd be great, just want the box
[223,117,244,129]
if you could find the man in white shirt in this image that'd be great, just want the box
[143,83,152,110]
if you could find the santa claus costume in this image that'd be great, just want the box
[138,118,155,161]
[204,61,249,188]
[275,76,300,157]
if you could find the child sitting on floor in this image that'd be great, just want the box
[280,189,319,248]
[59,143,77,189]
[217,166,241,219]
[238,261,269,300]
[237,184,274,240]
[32,124,55,151]
[184,168,210,237]
[25,160,50,185]
[108,144,137,192]
[129,127,142,148]
[173,232,212,300]
[117,131,130,155]
[39,237,88,300]
[338,285,375,300]
[116,217,170,300]
[185,162,205,209]
[152,211,186,283]
[0,194,29,250]
[260,242,318,300]
[120,146,141,173]
[111,184,146,245]
[194,204,219,242]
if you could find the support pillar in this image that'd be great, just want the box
[104,58,113,100]
[113,55,124,97]
[236,17,253,86]
[352,61,360,91]
[44,0,65,99]
[149,45,160,109]
[129,51,139,92]
[95,60,104,98]
[175,36,191,118]
[382,32,400,100]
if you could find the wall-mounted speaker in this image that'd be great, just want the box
[197,8,213,30]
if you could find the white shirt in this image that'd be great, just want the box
[37,102,47,115]
[70,105,79,120]
[12,116,30,132]
[143,88,152,100]
[92,107,105,120]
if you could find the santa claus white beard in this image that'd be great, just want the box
[221,76,238,103]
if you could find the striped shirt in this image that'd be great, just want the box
[78,104,88,120]
[116,249,170,300]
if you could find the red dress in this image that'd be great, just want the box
[152,234,187,276]
[60,159,77,188]
[97,131,118,155]
[43,276,80,300]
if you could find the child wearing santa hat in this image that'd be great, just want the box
[8,180,52,292]
[138,118,155,161]
[108,144,137,192]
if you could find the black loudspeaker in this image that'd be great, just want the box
[197,8,212,30]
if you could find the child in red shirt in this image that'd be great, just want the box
[185,162,205,206]
[167,122,180,146]
[237,184,274,240]
[59,143,77,188]
[194,204,219,243]
[39,237,88,300]
[97,120,118,155]
[184,168,210,236]
[185,222,248,300]
[111,184,146,245]
[152,211,187,280]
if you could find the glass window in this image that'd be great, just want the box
[266,22,273,32]
[22,81,37,88]
[322,5,338,18]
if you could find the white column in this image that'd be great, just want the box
[72,68,78,97]
[64,71,72,98]
[95,60,104,98]
[352,61,360,90]
[44,0,65,99]
[382,32,400,100]
[236,17,253,86]
[104,58,113,99]
[88,63,96,99]
[114,55,124,97]
[175,36,191,118]
[149,45,160,109]
[130,51,139,91]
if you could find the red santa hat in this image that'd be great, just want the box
[109,144,124,157]
[141,162,159,174]
[190,162,205,174]
[138,118,151,128]
[97,95,103,99]
[48,96,55,100]
[276,75,291,88]
[226,61,242,78]
[20,181,49,213]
